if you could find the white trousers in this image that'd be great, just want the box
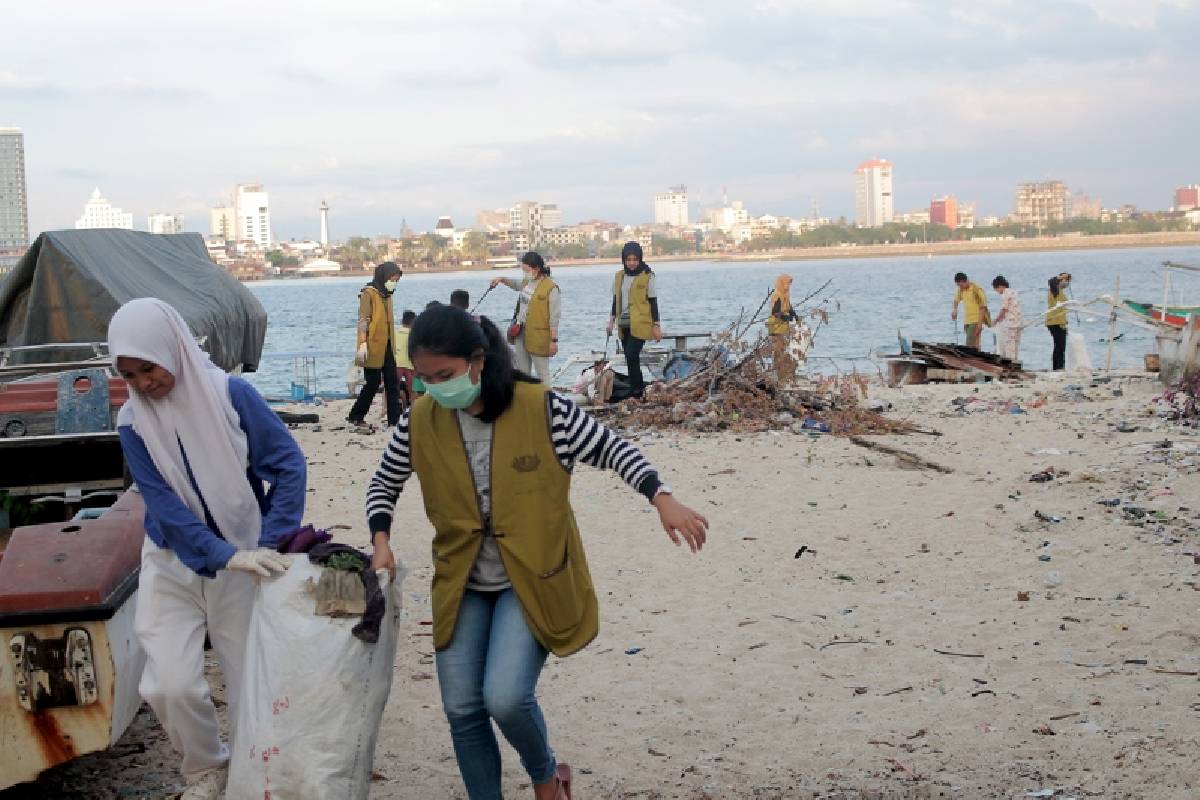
[134,542,255,777]
[512,335,551,382]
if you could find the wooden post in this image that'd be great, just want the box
[1106,276,1120,373]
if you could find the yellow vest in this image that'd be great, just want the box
[358,287,395,369]
[1046,291,1069,327]
[408,382,599,657]
[523,278,558,357]
[613,270,654,340]
[393,326,413,369]
[766,293,792,336]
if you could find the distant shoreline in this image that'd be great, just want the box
[267,231,1200,280]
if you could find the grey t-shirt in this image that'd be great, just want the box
[618,272,657,326]
[457,410,511,591]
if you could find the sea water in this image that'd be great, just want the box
[244,244,1200,395]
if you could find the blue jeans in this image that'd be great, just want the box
[436,589,556,799]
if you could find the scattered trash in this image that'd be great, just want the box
[801,417,832,434]
[1030,470,1055,483]
[794,545,811,559]
[1115,421,1138,433]
[1045,571,1063,588]
[1097,498,1121,507]
[1034,510,1062,524]
[624,646,644,655]
[1038,554,1052,562]
[1032,724,1057,736]
[1017,591,1031,601]
[833,574,855,582]
[1147,487,1174,498]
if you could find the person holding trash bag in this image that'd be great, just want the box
[108,298,306,800]
[490,250,561,382]
[1046,275,1070,370]
[365,304,708,800]
[607,241,661,398]
[348,261,403,427]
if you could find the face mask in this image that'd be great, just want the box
[384,280,398,292]
[424,368,481,410]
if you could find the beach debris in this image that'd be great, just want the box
[833,573,855,582]
[1038,553,1052,562]
[847,436,953,473]
[1115,421,1138,433]
[819,638,875,651]
[624,646,644,656]
[1097,498,1121,507]
[1025,790,1065,798]
[794,545,812,559]
[1032,725,1057,736]
[1017,591,1031,601]
[880,686,914,696]
[889,341,1030,383]
[933,648,984,658]
[1034,510,1062,524]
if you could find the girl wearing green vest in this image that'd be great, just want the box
[348,261,402,427]
[366,304,708,800]
[490,251,561,383]
[1046,275,1069,371]
[606,241,661,399]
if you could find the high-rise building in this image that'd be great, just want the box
[0,128,29,250]
[75,188,134,230]
[654,185,689,227]
[1175,185,1200,211]
[234,183,271,249]
[509,201,563,247]
[1015,181,1068,226]
[956,202,977,229]
[319,200,330,246]
[854,159,894,227]
[147,212,184,234]
[210,206,236,241]
[929,196,958,229]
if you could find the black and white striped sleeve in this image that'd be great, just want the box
[548,391,662,502]
[366,409,413,536]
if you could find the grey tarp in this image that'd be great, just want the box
[0,229,266,372]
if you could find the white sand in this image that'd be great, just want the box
[12,371,1199,799]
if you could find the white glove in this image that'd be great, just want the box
[354,343,368,367]
[227,549,292,577]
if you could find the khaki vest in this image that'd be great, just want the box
[408,382,599,657]
[523,278,558,357]
[766,293,792,336]
[358,286,396,369]
[613,270,653,340]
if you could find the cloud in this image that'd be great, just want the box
[0,71,69,99]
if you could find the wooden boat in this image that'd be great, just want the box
[1123,300,1199,329]
[0,345,146,789]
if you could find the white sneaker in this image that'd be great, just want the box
[181,765,228,800]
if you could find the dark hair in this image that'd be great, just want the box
[992,275,1009,289]
[401,310,416,325]
[371,261,402,294]
[1048,276,1061,295]
[954,272,968,283]
[408,304,537,423]
[449,290,470,310]
[521,251,549,276]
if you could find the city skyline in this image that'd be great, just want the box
[1,1,1197,240]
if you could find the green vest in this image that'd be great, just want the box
[613,270,654,341]
[358,286,396,369]
[408,382,599,657]
[766,294,792,336]
[523,277,557,357]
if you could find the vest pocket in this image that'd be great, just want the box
[534,552,586,635]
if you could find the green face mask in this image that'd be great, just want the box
[424,368,481,410]
[412,376,425,393]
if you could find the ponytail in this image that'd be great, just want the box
[409,304,537,423]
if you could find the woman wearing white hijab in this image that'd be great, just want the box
[109,298,307,800]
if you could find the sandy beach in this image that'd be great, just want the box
[6,370,1199,799]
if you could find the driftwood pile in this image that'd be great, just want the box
[596,286,915,436]
[902,341,1030,380]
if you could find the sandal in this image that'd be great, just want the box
[554,763,573,800]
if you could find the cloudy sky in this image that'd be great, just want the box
[3,0,1197,241]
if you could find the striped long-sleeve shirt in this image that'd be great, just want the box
[366,390,662,535]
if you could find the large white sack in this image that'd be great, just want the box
[1067,331,1093,374]
[227,559,404,800]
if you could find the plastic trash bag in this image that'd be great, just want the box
[346,361,364,396]
[1067,331,1092,374]
[227,559,405,800]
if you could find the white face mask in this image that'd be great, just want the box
[384,280,398,292]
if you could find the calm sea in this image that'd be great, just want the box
[243,245,1200,396]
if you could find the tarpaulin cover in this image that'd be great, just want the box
[0,229,266,372]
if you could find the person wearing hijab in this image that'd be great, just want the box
[108,298,306,800]
[490,251,562,382]
[348,261,403,427]
[767,274,797,337]
[1046,275,1069,370]
[606,241,661,399]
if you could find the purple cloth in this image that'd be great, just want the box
[275,524,333,554]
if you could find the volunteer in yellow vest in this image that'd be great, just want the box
[489,251,561,382]
[1046,275,1070,371]
[394,309,416,409]
[606,241,661,399]
[950,271,992,350]
[348,261,402,427]
[767,274,797,337]
[365,304,708,800]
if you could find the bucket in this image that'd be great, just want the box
[1144,353,1160,373]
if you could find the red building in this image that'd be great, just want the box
[929,196,958,229]
[1175,185,1199,211]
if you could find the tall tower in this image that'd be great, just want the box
[319,200,330,246]
[854,159,894,227]
[0,128,29,249]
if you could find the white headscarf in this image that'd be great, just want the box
[108,298,261,551]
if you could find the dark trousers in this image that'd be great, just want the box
[349,346,401,425]
[1048,325,1067,371]
[620,328,646,397]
